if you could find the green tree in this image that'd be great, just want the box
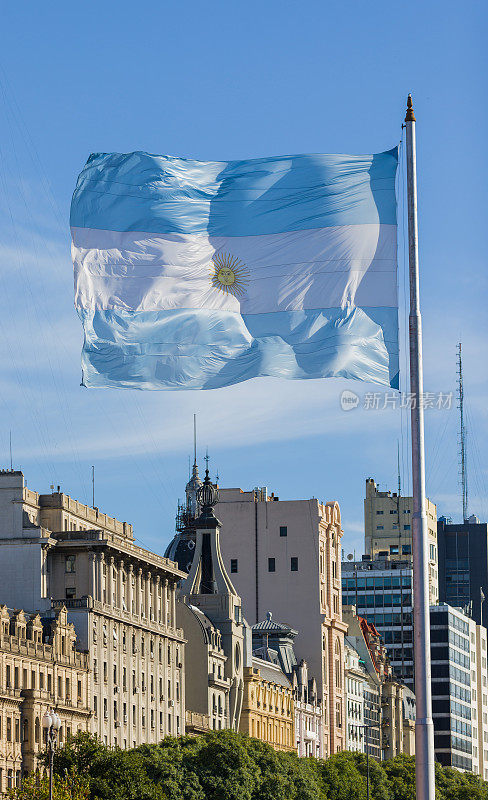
[7,770,88,800]
[317,751,368,800]
[382,754,415,800]
[50,729,488,800]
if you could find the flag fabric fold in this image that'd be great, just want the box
[70,149,399,390]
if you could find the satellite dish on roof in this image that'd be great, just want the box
[347,553,354,561]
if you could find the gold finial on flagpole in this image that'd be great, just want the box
[405,93,416,122]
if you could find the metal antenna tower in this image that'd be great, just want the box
[457,343,468,521]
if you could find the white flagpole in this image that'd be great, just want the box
[405,94,435,800]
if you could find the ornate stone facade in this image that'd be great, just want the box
[239,658,295,752]
[0,606,90,795]
[0,470,186,748]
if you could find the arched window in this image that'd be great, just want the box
[35,717,40,743]
[334,640,342,688]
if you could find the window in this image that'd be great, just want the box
[65,555,76,573]
[404,525,411,531]
[268,558,276,573]
[376,525,384,530]
[66,587,76,599]
[402,544,412,555]
[290,557,298,572]
[279,526,288,537]
[230,559,238,574]
[334,640,342,688]
[376,510,384,515]
[390,545,399,555]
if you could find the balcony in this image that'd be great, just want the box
[208,673,230,689]
[52,596,92,610]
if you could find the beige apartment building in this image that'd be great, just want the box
[239,658,295,752]
[0,470,186,748]
[364,478,439,604]
[0,605,90,795]
[176,601,229,731]
[214,487,347,756]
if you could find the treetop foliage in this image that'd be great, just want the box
[20,731,488,800]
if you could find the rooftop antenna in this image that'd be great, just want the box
[204,447,209,471]
[193,414,197,466]
[92,465,95,509]
[9,430,12,470]
[457,343,468,521]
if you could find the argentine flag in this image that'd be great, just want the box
[70,149,399,390]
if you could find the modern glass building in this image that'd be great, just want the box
[438,516,488,625]
[342,557,414,686]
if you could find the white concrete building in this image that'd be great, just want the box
[430,604,488,774]
[0,470,186,748]
[344,641,366,753]
[475,625,488,780]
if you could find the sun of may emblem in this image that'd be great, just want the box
[210,252,250,298]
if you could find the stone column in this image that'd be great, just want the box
[97,553,104,603]
[171,580,176,629]
[136,568,142,617]
[108,556,115,607]
[117,560,124,609]
[127,564,134,614]
[163,579,169,627]
[154,576,161,623]
[145,572,151,620]
[89,552,97,601]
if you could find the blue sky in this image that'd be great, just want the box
[0,0,486,558]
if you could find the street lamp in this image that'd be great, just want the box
[360,723,380,800]
[42,710,61,800]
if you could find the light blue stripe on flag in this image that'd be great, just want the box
[71,150,398,236]
[71,149,399,390]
